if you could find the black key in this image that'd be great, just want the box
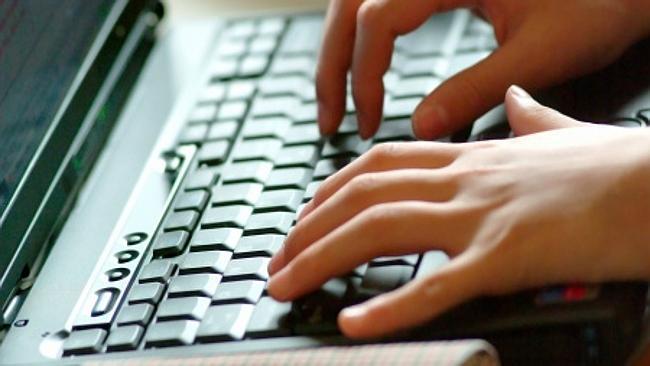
[216,39,247,57]
[190,228,242,252]
[222,161,273,184]
[245,297,292,338]
[244,212,294,235]
[213,183,263,206]
[292,103,318,124]
[145,320,199,348]
[197,304,255,342]
[274,145,319,168]
[179,251,232,274]
[63,328,107,355]
[371,255,419,267]
[259,18,285,36]
[152,231,189,258]
[139,259,176,284]
[212,281,265,304]
[223,20,255,39]
[116,303,154,327]
[373,118,416,142]
[238,55,269,77]
[255,190,302,213]
[232,138,283,162]
[303,180,322,201]
[188,104,217,123]
[394,13,454,56]
[445,52,490,78]
[384,98,419,120]
[352,263,368,278]
[223,257,270,281]
[242,117,292,140]
[198,140,230,166]
[185,169,218,191]
[391,55,441,78]
[157,297,211,321]
[415,251,450,279]
[259,75,314,101]
[250,96,298,118]
[200,83,226,103]
[294,278,350,335]
[313,158,352,180]
[637,109,650,123]
[234,235,284,258]
[335,113,358,131]
[269,55,314,77]
[278,16,323,56]
[393,76,440,99]
[175,190,209,212]
[211,59,238,80]
[163,211,199,232]
[179,123,208,144]
[217,101,248,121]
[201,205,252,229]
[207,120,239,141]
[128,283,165,305]
[361,265,413,292]
[106,325,144,352]
[265,168,311,190]
[168,273,221,298]
[227,80,256,100]
[284,124,321,146]
[322,134,370,158]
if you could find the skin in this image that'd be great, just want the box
[268,86,650,338]
[267,0,650,341]
[315,0,650,140]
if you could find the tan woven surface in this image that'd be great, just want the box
[87,340,499,366]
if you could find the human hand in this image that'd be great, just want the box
[316,0,650,140]
[268,86,650,338]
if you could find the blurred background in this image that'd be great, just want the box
[165,0,328,26]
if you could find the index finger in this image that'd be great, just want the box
[316,0,364,136]
[351,0,478,138]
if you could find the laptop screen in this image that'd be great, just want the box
[0,0,115,219]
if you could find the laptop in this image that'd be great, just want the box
[0,1,648,364]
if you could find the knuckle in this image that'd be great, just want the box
[366,142,400,166]
[356,1,385,30]
[361,202,400,230]
[347,173,381,196]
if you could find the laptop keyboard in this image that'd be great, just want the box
[61,11,647,357]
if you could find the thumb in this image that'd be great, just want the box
[505,85,585,136]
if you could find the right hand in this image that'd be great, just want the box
[315,0,650,140]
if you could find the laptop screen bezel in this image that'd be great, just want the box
[0,0,157,318]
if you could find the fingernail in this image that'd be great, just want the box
[509,85,531,100]
[412,104,448,140]
[341,305,367,320]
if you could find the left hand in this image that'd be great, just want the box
[267,86,650,338]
